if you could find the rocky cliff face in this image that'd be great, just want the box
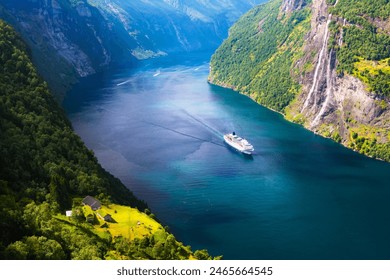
[0,0,265,99]
[280,0,306,13]
[0,0,129,99]
[90,0,266,58]
[287,0,390,160]
[209,0,390,161]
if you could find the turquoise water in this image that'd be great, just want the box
[64,53,390,259]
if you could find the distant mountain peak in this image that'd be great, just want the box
[0,0,266,99]
[281,0,307,14]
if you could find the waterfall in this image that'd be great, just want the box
[312,49,334,125]
[301,14,332,112]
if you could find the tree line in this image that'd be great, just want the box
[330,0,390,97]
[0,20,215,260]
[209,0,311,113]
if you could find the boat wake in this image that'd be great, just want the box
[94,106,247,151]
[116,79,132,86]
[141,119,224,147]
[181,109,223,139]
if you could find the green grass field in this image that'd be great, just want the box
[54,202,200,259]
[83,204,164,240]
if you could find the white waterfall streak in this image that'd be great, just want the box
[301,14,332,112]
[313,49,334,125]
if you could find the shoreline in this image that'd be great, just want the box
[207,76,389,164]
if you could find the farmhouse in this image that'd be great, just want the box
[82,196,101,211]
[97,212,114,222]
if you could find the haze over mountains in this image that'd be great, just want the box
[0,0,265,98]
[0,0,265,260]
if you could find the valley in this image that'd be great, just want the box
[1,0,390,260]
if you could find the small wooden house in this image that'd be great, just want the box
[96,209,114,222]
[82,196,101,211]
[101,213,113,222]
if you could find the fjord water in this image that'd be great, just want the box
[64,53,390,259]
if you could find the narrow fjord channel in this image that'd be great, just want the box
[63,53,390,259]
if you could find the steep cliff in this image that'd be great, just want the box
[87,0,266,57]
[0,19,216,260]
[287,0,390,161]
[281,0,307,13]
[0,0,130,99]
[0,0,265,100]
[209,0,390,161]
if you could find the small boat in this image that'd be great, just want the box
[223,132,254,155]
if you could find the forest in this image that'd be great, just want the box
[209,0,390,162]
[209,0,311,112]
[0,20,214,260]
[329,0,390,97]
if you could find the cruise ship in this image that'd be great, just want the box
[223,132,254,155]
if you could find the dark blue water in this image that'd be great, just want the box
[64,53,390,260]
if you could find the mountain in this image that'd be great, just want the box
[0,0,131,99]
[0,0,265,100]
[0,20,216,260]
[0,0,265,260]
[209,0,390,161]
[88,0,266,57]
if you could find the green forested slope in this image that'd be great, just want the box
[329,0,390,97]
[209,0,312,112]
[0,19,145,209]
[210,0,389,108]
[209,0,390,161]
[0,20,213,260]
[0,0,134,100]
[327,0,390,160]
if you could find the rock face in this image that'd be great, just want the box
[295,0,335,125]
[289,0,390,157]
[91,0,266,56]
[280,0,306,13]
[0,0,128,99]
[0,0,265,99]
[209,0,390,161]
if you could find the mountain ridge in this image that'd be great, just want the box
[0,19,217,260]
[0,0,265,100]
[209,0,390,161]
[0,0,131,99]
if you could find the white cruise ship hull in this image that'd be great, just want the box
[223,133,254,155]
